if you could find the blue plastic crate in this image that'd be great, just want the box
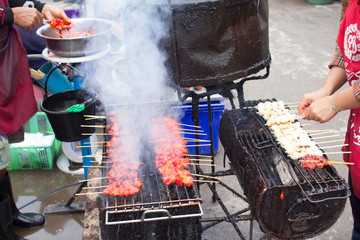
[173,100,225,155]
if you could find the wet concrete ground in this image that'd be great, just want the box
[11,0,353,239]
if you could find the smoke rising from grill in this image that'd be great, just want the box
[81,1,180,163]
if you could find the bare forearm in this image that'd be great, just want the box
[319,66,347,95]
[333,86,360,112]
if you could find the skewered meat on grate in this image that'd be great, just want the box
[256,101,323,159]
[299,154,328,171]
[102,120,144,196]
[151,117,194,187]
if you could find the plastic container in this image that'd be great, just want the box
[36,62,74,95]
[173,100,225,155]
[41,89,97,142]
[8,134,56,170]
[308,0,333,4]
[8,112,61,170]
[23,112,62,156]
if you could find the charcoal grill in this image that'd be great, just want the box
[100,140,202,223]
[81,0,350,238]
[219,98,349,239]
[102,158,203,226]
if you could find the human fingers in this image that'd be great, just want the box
[59,11,71,23]
[35,9,43,26]
[298,97,311,117]
[12,7,42,30]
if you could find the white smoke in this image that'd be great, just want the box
[81,0,181,160]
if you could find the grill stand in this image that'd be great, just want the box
[175,66,271,239]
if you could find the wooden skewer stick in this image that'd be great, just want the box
[80,154,109,158]
[191,173,220,180]
[284,101,300,105]
[189,159,213,162]
[320,144,349,149]
[84,115,107,119]
[180,131,208,136]
[79,176,109,182]
[324,151,351,155]
[188,163,215,166]
[76,145,105,149]
[309,131,337,136]
[83,141,108,145]
[317,139,344,144]
[327,161,354,165]
[49,28,65,38]
[178,123,201,128]
[75,192,103,196]
[83,166,110,168]
[298,159,354,166]
[301,122,321,126]
[311,135,340,140]
[183,138,210,142]
[82,133,110,136]
[186,144,211,147]
[94,159,213,164]
[81,125,108,128]
[181,128,204,133]
[184,154,213,158]
[193,180,220,184]
[306,129,335,133]
[85,118,101,121]
[83,186,108,190]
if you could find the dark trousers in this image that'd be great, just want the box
[349,173,360,239]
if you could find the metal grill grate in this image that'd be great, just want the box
[103,146,203,225]
[237,99,350,203]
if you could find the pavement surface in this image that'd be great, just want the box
[10,0,354,239]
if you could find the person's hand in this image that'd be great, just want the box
[41,4,70,24]
[303,96,338,123]
[12,7,43,30]
[298,89,329,117]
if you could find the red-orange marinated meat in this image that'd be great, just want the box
[299,154,328,171]
[151,117,194,187]
[102,120,143,197]
[49,19,72,31]
[61,30,97,38]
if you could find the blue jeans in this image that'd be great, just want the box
[353,229,360,240]
[349,174,360,240]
